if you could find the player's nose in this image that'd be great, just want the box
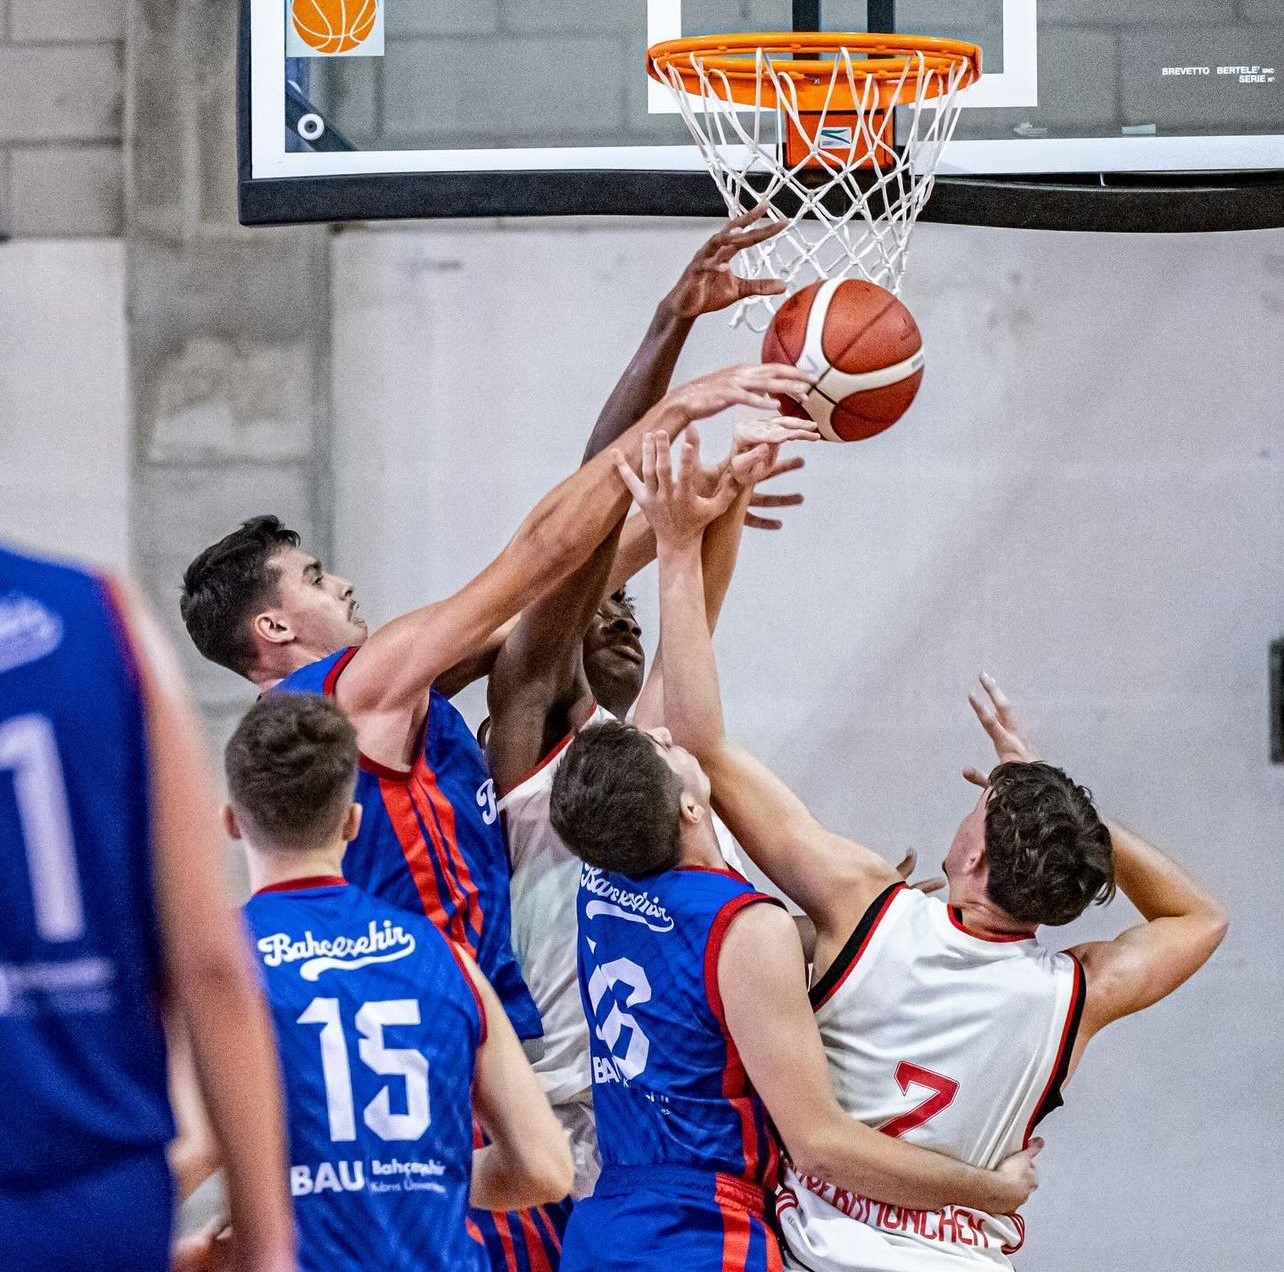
[609,612,642,638]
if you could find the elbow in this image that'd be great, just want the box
[782,1127,839,1186]
[1205,900,1229,951]
[526,1139,574,1206]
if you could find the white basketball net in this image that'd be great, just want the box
[652,43,975,330]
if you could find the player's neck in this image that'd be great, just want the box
[948,892,1035,939]
[677,816,724,870]
[248,842,348,894]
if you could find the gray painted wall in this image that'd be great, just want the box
[331,217,1284,1270]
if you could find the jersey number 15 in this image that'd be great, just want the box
[299,997,431,1142]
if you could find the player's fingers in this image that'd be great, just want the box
[654,431,673,491]
[980,671,1018,725]
[962,765,991,788]
[739,277,789,297]
[726,200,770,230]
[914,876,948,895]
[1027,1137,1045,1159]
[894,848,917,877]
[744,513,783,531]
[613,448,648,502]
[967,690,1003,739]
[761,453,806,480]
[748,491,803,507]
[641,432,658,491]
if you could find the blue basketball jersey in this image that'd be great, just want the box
[0,545,173,1188]
[276,649,540,1042]
[244,878,485,1272]
[576,863,781,1188]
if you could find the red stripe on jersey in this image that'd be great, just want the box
[947,906,1036,942]
[491,1211,520,1272]
[531,1204,563,1255]
[466,1216,485,1248]
[321,646,359,695]
[443,939,488,1046]
[409,763,482,952]
[1002,1212,1027,1256]
[704,893,783,1184]
[253,875,347,896]
[516,1209,555,1272]
[719,1201,752,1271]
[810,884,906,1011]
[1022,953,1086,1148]
[379,776,454,936]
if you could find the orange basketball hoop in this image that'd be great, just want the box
[647,32,982,329]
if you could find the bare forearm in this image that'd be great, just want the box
[582,303,694,462]
[700,484,754,633]
[470,1142,569,1212]
[1107,820,1224,923]
[801,1120,1015,1215]
[607,512,657,595]
[658,539,728,756]
[178,961,293,1262]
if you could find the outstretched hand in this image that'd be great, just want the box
[963,673,1041,789]
[663,203,789,319]
[746,454,806,531]
[730,416,819,488]
[659,363,811,428]
[613,429,741,549]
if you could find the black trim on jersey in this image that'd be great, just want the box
[1030,956,1088,1131]
[808,882,903,1008]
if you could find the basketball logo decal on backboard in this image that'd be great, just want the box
[287,0,385,58]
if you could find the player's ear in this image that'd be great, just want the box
[678,792,705,827]
[252,609,293,647]
[341,802,362,842]
[222,804,243,840]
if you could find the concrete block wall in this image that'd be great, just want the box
[0,0,125,237]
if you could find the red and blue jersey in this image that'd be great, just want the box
[245,878,486,1272]
[576,861,781,1185]
[564,862,783,1272]
[275,648,540,1041]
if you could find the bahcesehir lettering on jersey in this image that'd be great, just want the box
[257,920,416,980]
[796,1174,996,1249]
[580,865,675,933]
[291,1157,449,1197]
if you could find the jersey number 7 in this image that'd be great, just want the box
[881,1062,959,1139]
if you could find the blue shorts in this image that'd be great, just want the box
[0,1145,173,1271]
[470,1197,575,1272]
[560,1166,781,1272]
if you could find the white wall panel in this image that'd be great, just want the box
[332,218,1284,1270]
[0,239,130,569]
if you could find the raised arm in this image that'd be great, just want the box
[116,581,294,1272]
[618,437,898,935]
[459,948,574,1211]
[721,903,1040,1213]
[337,363,809,768]
[487,213,788,789]
[963,675,1228,1071]
[1069,821,1226,1061]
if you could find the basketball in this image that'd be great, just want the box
[291,0,378,55]
[762,279,924,442]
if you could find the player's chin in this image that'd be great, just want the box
[349,618,370,644]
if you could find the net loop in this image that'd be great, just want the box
[648,34,980,330]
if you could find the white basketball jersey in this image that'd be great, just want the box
[778,884,1084,1272]
[501,703,740,1196]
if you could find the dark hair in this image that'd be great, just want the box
[983,761,1115,927]
[549,720,682,878]
[181,515,300,677]
[225,694,358,851]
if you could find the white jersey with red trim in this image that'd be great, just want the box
[501,704,742,1196]
[777,883,1084,1272]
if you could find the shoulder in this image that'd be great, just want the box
[275,647,356,697]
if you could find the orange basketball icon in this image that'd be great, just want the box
[291,0,378,55]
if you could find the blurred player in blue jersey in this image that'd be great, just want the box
[212,691,571,1271]
[546,434,1043,1272]
[180,318,809,1267]
[0,542,293,1272]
